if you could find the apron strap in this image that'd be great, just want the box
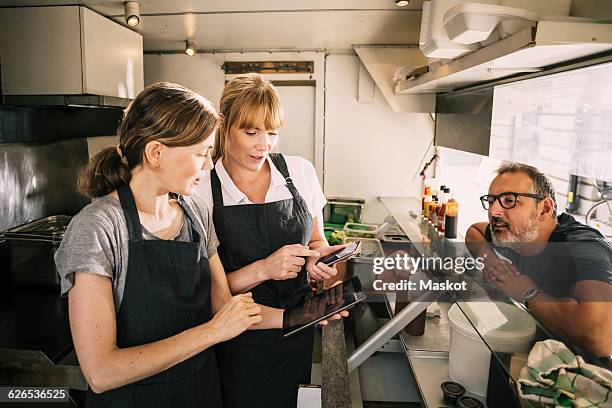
[173,194,201,245]
[269,153,300,201]
[117,184,144,242]
[210,168,225,209]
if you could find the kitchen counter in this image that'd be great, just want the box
[377,196,612,406]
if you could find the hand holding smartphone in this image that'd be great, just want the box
[317,242,361,266]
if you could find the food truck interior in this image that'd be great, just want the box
[1,0,612,407]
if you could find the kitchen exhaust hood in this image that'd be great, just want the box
[1,95,132,108]
[0,6,143,108]
[394,17,612,94]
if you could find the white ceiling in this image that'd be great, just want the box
[0,0,425,51]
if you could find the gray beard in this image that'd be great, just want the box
[491,213,539,250]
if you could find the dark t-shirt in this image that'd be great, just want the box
[485,213,612,298]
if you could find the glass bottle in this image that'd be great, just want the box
[444,193,458,239]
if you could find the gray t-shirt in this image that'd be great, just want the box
[55,194,219,311]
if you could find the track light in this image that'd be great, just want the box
[124,1,140,27]
[185,39,197,56]
[395,0,410,6]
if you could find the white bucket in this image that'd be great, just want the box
[448,303,536,396]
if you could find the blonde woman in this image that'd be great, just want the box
[55,83,262,407]
[197,73,347,408]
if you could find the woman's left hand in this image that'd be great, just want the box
[305,244,348,280]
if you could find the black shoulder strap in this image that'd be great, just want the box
[175,195,201,246]
[269,153,299,200]
[210,168,224,208]
[117,184,143,242]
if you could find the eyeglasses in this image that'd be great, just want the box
[479,192,543,210]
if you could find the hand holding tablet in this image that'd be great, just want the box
[282,276,366,337]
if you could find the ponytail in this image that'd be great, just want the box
[78,147,131,198]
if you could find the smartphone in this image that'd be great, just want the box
[282,276,366,337]
[318,242,361,266]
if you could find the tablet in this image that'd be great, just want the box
[282,276,366,338]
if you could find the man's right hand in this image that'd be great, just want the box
[482,254,521,283]
[208,293,262,342]
[261,244,320,281]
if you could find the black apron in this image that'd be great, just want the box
[85,184,222,408]
[212,154,315,408]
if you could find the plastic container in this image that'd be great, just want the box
[323,197,365,225]
[344,222,380,239]
[344,237,383,259]
[345,237,384,290]
[443,2,537,44]
[324,222,346,245]
[420,0,498,58]
[447,303,536,396]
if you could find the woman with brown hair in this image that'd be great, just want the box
[54,82,262,407]
[197,73,347,408]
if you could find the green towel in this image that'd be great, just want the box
[518,340,612,407]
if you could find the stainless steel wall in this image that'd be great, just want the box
[0,138,90,232]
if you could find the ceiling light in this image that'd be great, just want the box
[124,1,140,27]
[185,39,197,57]
[395,0,410,6]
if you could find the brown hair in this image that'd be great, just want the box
[212,73,283,162]
[78,82,220,198]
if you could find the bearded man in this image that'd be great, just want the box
[466,162,612,358]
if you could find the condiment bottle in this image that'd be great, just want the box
[422,183,432,219]
[423,194,432,220]
[444,193,458,239]
[438,187,450,232]
[429,195,438,225]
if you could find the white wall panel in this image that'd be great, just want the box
[324,54,434,223]
[274,86,316,165]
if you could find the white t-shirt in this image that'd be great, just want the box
[196,155,327,221]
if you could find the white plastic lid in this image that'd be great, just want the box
[420,39,477,59]
[448,302,536,344]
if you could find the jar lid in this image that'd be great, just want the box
[441,381,465,397]
[457,396,484,408]
[441,381,465,403]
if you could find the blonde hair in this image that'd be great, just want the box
[78,82,220,198]
[212,73,283,162]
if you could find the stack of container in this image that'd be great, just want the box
[443,2,538,44]
[420,0,489,59]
